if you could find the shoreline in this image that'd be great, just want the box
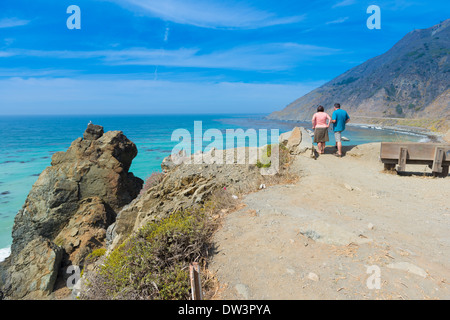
[347,122,444,143]
[265,116,447,143]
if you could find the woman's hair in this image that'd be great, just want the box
[317,105,324,112]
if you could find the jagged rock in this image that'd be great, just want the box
[0,237,63,299]
[286,127,302,151]
[54,197,115,267]
[279,131,293,145]
[281,127,313,155]
[0,124,143,299]
[110,148,264,250]
[83,123,104,140]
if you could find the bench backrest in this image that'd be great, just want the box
[380,142,450,162]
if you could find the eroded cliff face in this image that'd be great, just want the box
[108,147,264,251]
[0,124,143,299]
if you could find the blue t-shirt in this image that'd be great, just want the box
[332,109,350,132]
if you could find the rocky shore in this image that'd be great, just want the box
[0,124,143,299]
[0,123,308,300]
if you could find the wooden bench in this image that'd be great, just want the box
[380,142,450,178]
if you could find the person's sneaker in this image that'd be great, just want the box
[333,152,342,158]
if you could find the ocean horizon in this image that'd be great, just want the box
[0,113,433,260]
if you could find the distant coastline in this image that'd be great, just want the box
[263,115,445,143]
[347,116,450,143]
[347,123,444,143]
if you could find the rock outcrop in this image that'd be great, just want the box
[0,124,143,299]
[108,148,265,250]
[279,127,314,155]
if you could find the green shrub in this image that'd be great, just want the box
[84,248,107,264]
[87,207,216,300]
[90,248,106,258]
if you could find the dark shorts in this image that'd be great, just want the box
[314,127,329,143]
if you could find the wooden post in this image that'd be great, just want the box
[189,262,202,300]
[398,147,408,172]
[432,147,445,174]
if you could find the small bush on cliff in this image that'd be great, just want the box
[85,248,107,264]
[82,206,217,300]
[256,145,272,168]
[140,171,165,195]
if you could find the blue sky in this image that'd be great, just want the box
[0,0,448,115]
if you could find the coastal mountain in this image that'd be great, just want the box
[268,19,450,122]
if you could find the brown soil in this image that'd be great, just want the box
[210,143,450,300]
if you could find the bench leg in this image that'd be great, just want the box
[384,163,396,171]
[433,166,449,178]
[440,166,449,178]
[398,147,408,172]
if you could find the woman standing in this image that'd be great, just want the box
[312,105,331,154]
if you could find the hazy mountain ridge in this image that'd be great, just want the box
[268,19,450,122]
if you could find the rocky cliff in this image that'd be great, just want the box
[0,124,143,299]
[0,124,309,300]
[268,19,450,122]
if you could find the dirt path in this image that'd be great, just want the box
[210,143,450,300]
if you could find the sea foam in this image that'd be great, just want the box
[0,247,11,262]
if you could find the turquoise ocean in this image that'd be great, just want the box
[0,114,431,261]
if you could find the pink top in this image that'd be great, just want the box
[312,112,331,128]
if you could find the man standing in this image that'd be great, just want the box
[331,103,350,157]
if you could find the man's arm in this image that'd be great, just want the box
[331,112,337,123]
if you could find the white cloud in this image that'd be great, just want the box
[111,0,305,29]
[1,43,340,71]
[332,0,356,8]
[0,18,30,28]
[326,17,349,24]
[0,52,14,57]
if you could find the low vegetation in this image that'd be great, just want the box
[140,171,165,195]
[80,190,240,300]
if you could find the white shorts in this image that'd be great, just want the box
[334,131,342,142]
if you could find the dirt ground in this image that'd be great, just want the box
[209,143,450,300]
